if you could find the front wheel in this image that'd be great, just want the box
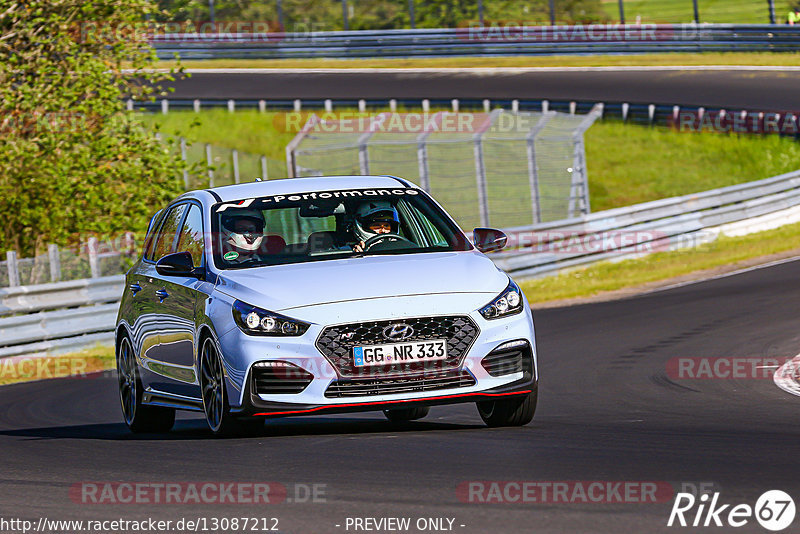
[383,406,430,422]
[199,337,263,437]
[117,336,175,433]
[476,392,536,427]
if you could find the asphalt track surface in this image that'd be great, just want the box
[167,68,800,111]
[2,258,800,533]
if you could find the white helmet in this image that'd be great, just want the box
[353,200,400,243]
[221,209,265,253]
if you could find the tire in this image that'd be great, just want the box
[199,337,263,437]
[476,392,537,428]
[117,336,175,433]
[383,406,430,422]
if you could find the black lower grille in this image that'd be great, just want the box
[252,365,313,395]
[325,369,476,398]
[481,342,533,377]
[316,315,479,377]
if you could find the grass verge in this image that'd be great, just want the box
[158,52,800,70]
[519,220,800,304]
[0,346,115,386]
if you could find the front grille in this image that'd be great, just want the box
[325,369,476,398]
[252,365,313,395]
[316,315,479,377]
[481,342,533,378]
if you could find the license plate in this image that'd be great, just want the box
[353,340,448,368]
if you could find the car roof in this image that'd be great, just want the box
[200,175,416,203]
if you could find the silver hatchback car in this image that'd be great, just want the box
[115,176,538,436]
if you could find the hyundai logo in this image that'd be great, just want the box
[383,323,414,341]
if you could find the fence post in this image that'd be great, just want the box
[87,237,100,279]
[526,112,555,225]
[357,112,389,175]
[232,149,240,184]
[206,144,214,187]
[261,156,268,180]
[48,244,61,282]
[416,112,441,193]
[6,251,19,287]
[472,110,500,228]
[180,137,189,189]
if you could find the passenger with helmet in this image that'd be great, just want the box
[220,208,267,264]
[351,200,401,253]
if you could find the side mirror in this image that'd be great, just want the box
[472,228,507,253]
[156,252,201,278]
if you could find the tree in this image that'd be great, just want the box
[0,0,194,256]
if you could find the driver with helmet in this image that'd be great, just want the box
[220,208,266,264]
[352,200,401,252]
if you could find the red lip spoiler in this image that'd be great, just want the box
[253,390,532,417]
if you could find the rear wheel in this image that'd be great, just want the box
[383,406,430,422]
[476,392,536,427]
[117,336,175,433]
[199,337,263,437]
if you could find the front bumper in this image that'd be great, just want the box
[217,304,538,418]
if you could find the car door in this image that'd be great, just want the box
[136,203,188,392]
[147,202,206,396]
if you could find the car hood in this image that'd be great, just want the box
[213,251,507,313]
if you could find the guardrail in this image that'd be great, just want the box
[150,24,800,59]
[3,167,800,358]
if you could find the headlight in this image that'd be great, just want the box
[232,300,310,336]
[479,279,524,320]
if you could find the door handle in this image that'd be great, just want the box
[155,289,170,301]
[129,283,142,296]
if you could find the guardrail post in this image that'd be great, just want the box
[206,144,214,187]
[261,156,268,181]
[389,99,397,112]
[232,149,240,183]
[422,99,430,113]
[48,244,61,282]
[512,99,519,112]
[259,100,266,113]
[324,99,333,112]
[161,99,169,114]
[483,99,490,112]
[180,137,189,189]
[358,99,366,112]
[293,99,302,112]
[126,99,133,111]
[6,251,19,287]
[542,100,549,113]
[227,99,235,112]
[569,101,576,115]
[193,99,201,113]
[451,99,459,112]
[622,102,629,122]
[648,104,656,125]
[87,238,100,279]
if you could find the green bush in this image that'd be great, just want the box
[0,1,198,256]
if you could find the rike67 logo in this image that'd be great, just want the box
[668,490,796,531]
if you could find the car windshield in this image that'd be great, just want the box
[212,187,472,268]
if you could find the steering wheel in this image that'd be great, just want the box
[362,233,415,251]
